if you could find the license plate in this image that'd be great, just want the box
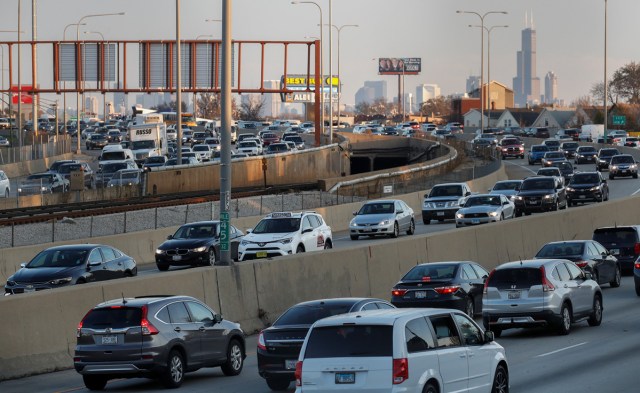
[335,372,355,384]
[528,201,539,205]
[285,360,297,370]
[437,212,445,216]
[24,287,35,293]
[415,291,426,299]
[172,255,182,261]
[101,335,117,345]
[256,251,268,258]
[610,249,619,255]
[579,195,586,199]
[508,291,521,299]
[472,218,480,224]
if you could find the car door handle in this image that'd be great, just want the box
[174,327,181,332]
[459,354,467,358]
[199,326,206,332]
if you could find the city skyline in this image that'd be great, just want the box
[0,0,637,112]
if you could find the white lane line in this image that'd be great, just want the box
[535,342,588,358]
[504,160,538,175]
[632,187,640,196]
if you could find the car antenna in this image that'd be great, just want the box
[519,258,523,266]
[122,293,127,305]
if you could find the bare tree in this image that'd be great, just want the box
[238,94,265,121]
[612,62,640,104]
[197,93,221,119]
[420,96,452,119]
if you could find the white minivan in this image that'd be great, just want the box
[295,308,508,393]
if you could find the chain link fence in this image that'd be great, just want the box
[0,135,72,165]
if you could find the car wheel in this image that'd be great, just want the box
[266,377,290,391]
[491,365,509,393]
[610,266,621,288]
[605,190,610,201]
[407,219,415,235]
[553,201,559,211]
[161,350,185,388]
[491,327,502,338]
[636,284,640,297]
[500,212,504,221]
[587,295,603,327]
[609,174,614,180]
[423,382,438,393]
[221,339,244,376]
[557,303,572,335]
[323,239,332,249]
[207,248,217,266]
[465,297,475,317]
[296,245,305,254]
[391,222,399,238]
[350,235,359,241]
[4,189,8,198]
[83,375,107,391]
[635,173,639,179]
[157,263,169,272]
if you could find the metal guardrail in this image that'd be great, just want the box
[0,135,72,165]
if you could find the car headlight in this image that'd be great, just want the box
[488,211,499,217]
[349,219,356,226]
[448,201,459,208]
[424,202,433,208]
[17,188,22,193]
[379,220,390,226]
[577,154,584,157]
[155,249,165,254]
[544,194,555,199]
[41,186,47,191]
[514,196,523,200]
[279,238,293,244]
[49,277,72,285]
[456,213,464,219]
[566,187,575,192]
[240,240,249,246]
[632,164,638,169]
[611,165,618,170]
[191,246,207,253]
[6,280,16,286]
[589,186,600,191]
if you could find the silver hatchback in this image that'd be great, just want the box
[349,200,415,240]
[482,259,603,336]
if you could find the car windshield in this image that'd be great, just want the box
[239,141,257,148]
[429,185,462,197]
[132,140,155,150]
[464,196,502,206]
[57,164,82,174]
[545,141,560,146]
[101,151,125,160]
[102,163,129,173]
[502,139,519,145]
[173,224,217,239]
[600,149,619,157]
[27,174,54,182]
[252,217,301,234]
[571,174,600,184]
[536,243,584,258]
[556,162,572,170]
[546,153,564,159]
[521,178,555,190]
[402,264,457,281]
[611,156,634,164]
[193,146,210,151]
[493,181,521,191]
[538,169,559,176]
[304,326,393,358]
[113,171,139,180]
[50,161,74,171]
[274,304,354,326]
[532,146,549,152]
[563,143,579,149]
[27,249,89,268]
[358,202,395,215]
[145,156,165,164]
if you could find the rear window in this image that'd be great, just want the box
[593,228,639,244]
[304,326,393,358]
[532,146,548,152]
[403,264,457,281]
[82,307,142,329]
[488,268,542,290]
[536,242,584,258]
[274,304,353,326]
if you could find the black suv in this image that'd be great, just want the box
[596,148,620,171]
[575,146,598,164]
[560,141,579,158]
[514,176,567,216]
[593,226,640,274]
[75,295,245,390]
[257,298,394,391]
[566,172,609,206]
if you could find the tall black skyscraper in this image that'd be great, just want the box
[513,14,541,107]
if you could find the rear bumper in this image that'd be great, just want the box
[392,297,466,312]
[75,360,161,376]
[258,351,296,381]
[483,310,560,330]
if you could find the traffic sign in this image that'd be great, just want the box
[220,212,230,251]
[612,115,626,126]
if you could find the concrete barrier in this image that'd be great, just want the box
[0,153,76,179]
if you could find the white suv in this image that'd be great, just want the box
[239,211,333,261]
[295,308,508,393]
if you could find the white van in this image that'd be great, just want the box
[295,308,508,393]
[99,146,135,168]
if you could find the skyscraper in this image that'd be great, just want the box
[466,75,480,95]
[513,14,541,107]
[545,71,558,104]
[415,84,441,112]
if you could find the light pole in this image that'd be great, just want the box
[219,0,233,265]
[604,0,608,138]
[457,10,507,132]
[469,24,508,128]
[83,31,106,123]
[291,1,324,140]
[32,0,38,138]
[325,23,358,129]
[75,12,125,153]
[63,23,85,135]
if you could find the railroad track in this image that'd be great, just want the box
[0,183,318,226]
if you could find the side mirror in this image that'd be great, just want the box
[166,235,173,240]
[396,209,404,214]
[352,211,358,216]
[601,251,608,257]
[503,201,509,205]
[484,331,495,343]
[246,229,253,234]
[88,261,102,267]
[583,272,593,281]
[465,191,471,196]
[20,263,26,268]
[214,314,223,324]
[302,228,313,234]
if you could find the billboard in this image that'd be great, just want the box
[280,74,339,103]
[11,85,35,104]
[378,58,421,75]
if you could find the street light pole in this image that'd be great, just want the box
[328,0,333,143]
[326,24,358,129]
[457,10,507,133]
[604,0,608,138]
[75,12,125,154]
[63,23,85,136]
[32,0,38,138]
[219,0,233,265]
[292,1,323,140]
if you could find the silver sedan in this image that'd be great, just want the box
[455,194,515,228]
[349,199,415,240]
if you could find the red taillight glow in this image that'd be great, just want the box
[140,305,159,335]
[392,289,408,297]
[295,361,303,386]
[483,269,495,295]
[635,262,640,269]
[634,243,640,255]
[540,266,555,292]
[76,309,92,338]
[257,331,267,351]
[434,285,461,295]
[392,358,409,384]
[574,261,588,268]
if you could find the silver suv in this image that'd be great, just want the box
[482,259,603,336]
[74,295,246,389]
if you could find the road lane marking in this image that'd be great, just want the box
[535,342,588,358]
[632,187,640,196]
[504,160,538,175]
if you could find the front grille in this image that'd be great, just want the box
[166,249,189,256]
[465,213,489,218]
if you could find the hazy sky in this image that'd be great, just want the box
[1,0,638,108]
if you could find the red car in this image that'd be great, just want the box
[261,133,280,146]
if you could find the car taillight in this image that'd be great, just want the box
[574,261,588,268]
[295,361,303,386]
[257,331,267,350]
[140,305,159,335]
[635,262,640,270]
[540,266,555,292]
[483,269,495,294]
[392,358,409,384]
[634,243,640,255]
[392,289,408,297]
[434,285,461,295]
[76,309,93,338]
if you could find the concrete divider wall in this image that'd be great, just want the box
[1,192,639,380]
[0,153,75,179]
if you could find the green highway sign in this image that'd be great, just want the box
[612,115,626,126]
[220,212,230,251]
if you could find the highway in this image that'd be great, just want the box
[3,276,638,392]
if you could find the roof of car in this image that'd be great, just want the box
[45,244,102,251]
[363,199,402,204]
[291,298,386,309]
[180,220,221,226]
[312,308,462,327]
[415,261,473,268]
[432,182,466,187]
[96,295,197,309]
[495,259,560,270]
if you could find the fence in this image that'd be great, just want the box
[0,135,72,165]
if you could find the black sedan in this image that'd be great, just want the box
[155,221,244,271]
[534,240,621,287]
[4,244,137,295]
[390,261,489,317]
[257,298,394,391]
[86,134,108,150]
[566,171,609,205]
